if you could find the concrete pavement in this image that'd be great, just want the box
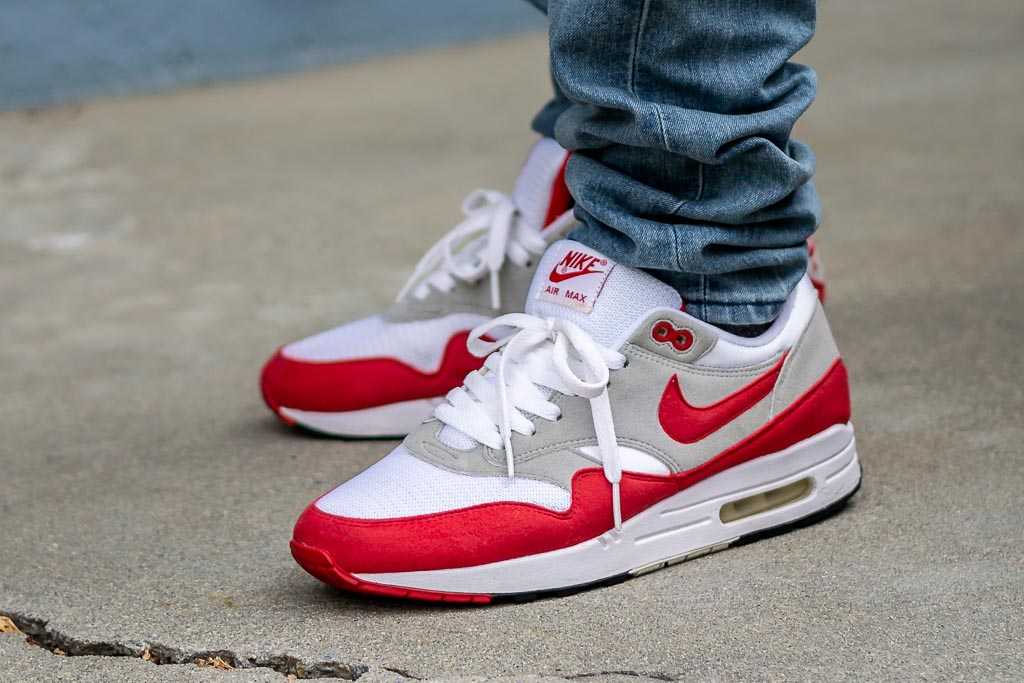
[1,1,1022,680]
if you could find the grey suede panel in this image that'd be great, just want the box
[513,446,602,491]
[609,346,779,472]
[402,338,788,483]
[626,343,783,408]
[769,301,841,417]
[402,419,596,491]
[628,309,717,363]
[382,258,538,322]
[402,421,499,476]
[508,391,680,480]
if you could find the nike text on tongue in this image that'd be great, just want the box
[538,245,615,314]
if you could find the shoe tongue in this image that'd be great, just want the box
[512,137,570,231]
[436,239,681,451]
[525,240,682,348]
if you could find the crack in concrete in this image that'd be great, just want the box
[566,672,678,681]
[1,610,380,680]
[4,610,681,681]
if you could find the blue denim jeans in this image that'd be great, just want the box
[526,0,819,325]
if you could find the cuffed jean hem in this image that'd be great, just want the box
[683,300,786,327]
[531,99,565,140]
[568,221,806,326]
[649,268,790,326]
[531,78,572,140]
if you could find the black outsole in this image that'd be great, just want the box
[279,415,405,441]
[293,422,405,442]
[488,466,863,604]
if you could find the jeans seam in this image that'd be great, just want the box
[671,223,684,272]
[653,105,671,152]
[629,0,673,158]
[700,274,710,321]
[627,0,652,95]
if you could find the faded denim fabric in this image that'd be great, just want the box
[525,0,819,325]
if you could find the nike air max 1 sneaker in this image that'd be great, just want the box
[807,236,826,302]
[260,138,574,437]
[290,239,861,602]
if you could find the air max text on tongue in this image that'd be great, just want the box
[537,247,615,313]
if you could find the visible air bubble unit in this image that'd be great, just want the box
[719,478,813,523]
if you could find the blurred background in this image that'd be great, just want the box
[1,2,1022,680]
[1,0,543,110]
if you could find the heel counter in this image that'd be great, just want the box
[723,358,851,467]
[771,300,842,417]
[723,298,852,464]
[819,359,852,426]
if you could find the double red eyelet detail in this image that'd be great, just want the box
[651,320,694,352]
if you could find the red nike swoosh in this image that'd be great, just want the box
[658,353,787,444]
[548,266,604,283]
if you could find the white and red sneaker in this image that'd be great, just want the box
[290,240,861,602]
[260,138,575,437]
[807,236,827,302]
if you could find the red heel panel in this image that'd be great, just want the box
[724,359,851,463]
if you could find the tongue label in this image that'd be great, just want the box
[537,246,614,313]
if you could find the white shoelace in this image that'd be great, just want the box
[434,314,629,529]
[396,190,549,309]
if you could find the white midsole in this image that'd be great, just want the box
[356,423,860,594]
[279,398,441,437]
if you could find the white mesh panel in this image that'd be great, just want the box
[282,313,487,370]
[315,445,571,518]
[525,241,682,349]
[436,424,478,450]
[513,137,569,230]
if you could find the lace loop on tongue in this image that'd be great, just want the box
[396,190,546,309]
[433,313,628,529]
